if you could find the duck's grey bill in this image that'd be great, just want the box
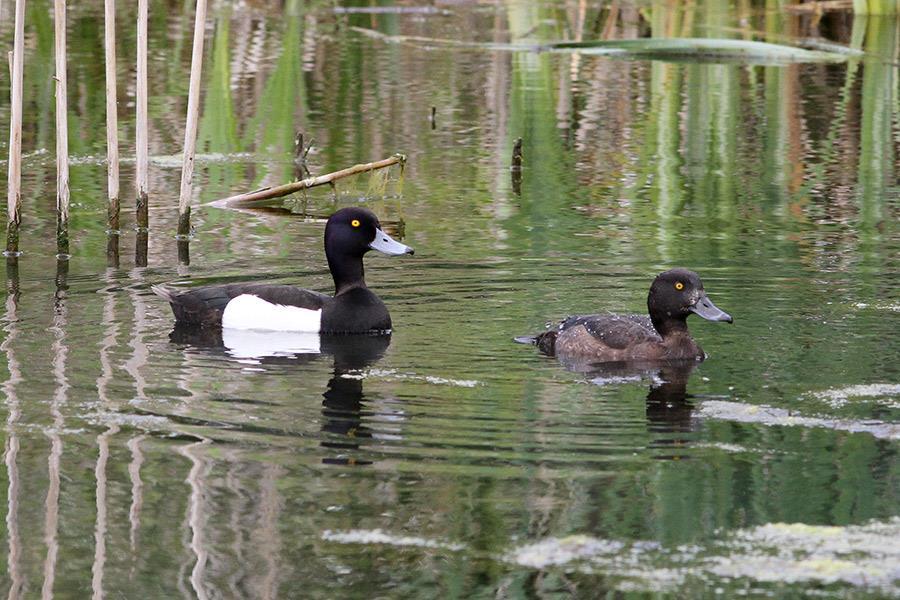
[370,228,414,256]
[690,294,733,323]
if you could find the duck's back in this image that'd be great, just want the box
[154,283,329,328]
[526,313,668,359]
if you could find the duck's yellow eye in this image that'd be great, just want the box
[351,219,360,228]
[675,282,684,290]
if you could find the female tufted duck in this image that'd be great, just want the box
[153,207,413,333]
[516,268,732,362]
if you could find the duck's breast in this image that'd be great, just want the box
[321,287,391,333]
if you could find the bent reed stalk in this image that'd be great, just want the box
[208,155,407,208]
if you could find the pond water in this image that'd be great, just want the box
[0,1,898,597]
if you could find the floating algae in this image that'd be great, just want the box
[807,383,900,410]
[708,521,900,590]
[505,518,900,595]
[321,529,465,551]
[341,368,481,388]
[697,400,900,440]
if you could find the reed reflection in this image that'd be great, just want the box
[134,229,148,268]
[93,267,121,599]
[177,239,190,266]
[106,233,119,269]
[44,259,70,599]
[178,438,213,600]
[3,258,24,599]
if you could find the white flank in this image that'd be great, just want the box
[221,294,322,332]
[222,328,321,359]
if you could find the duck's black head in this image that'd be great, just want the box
[324,207,413,294]
[647,268,732,336]
[325,207,413,258]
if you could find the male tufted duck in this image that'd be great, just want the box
[153,207,413,333]
[516,268,732,362]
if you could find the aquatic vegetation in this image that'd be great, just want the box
[341,368,481,388]
[321,529,465,551]
[698,400,900,440]
[507,518,900,595]
[808,383,900,409]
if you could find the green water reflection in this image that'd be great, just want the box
[0,1,897,597]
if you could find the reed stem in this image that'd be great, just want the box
[5,0,25,256]
[177,0,208,239]
[135,0,149,230]
[54,0,70,258]
[104,0,120,233]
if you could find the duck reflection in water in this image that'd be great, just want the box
[168,325,392,466]
[559,355,700,447]
[319,334,392,466]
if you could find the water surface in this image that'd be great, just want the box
[0,1,898,597]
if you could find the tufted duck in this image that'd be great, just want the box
[153,207,413,333]
[516,268,732,362]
